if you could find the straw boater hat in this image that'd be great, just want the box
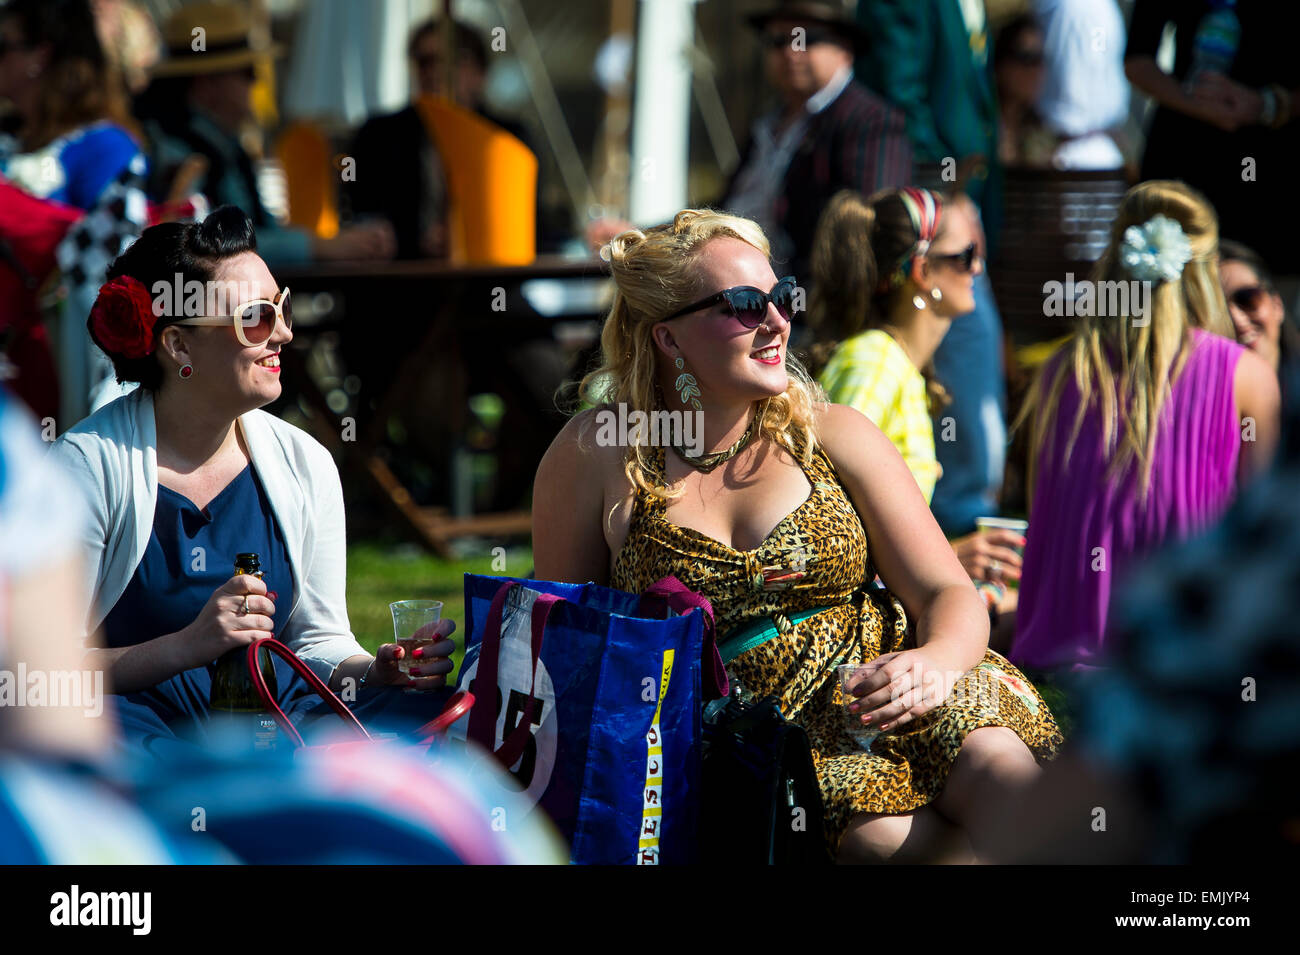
[746,1,872,53]
[150,1,283,78]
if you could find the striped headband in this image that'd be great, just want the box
[881,188,944,292]
[899,187,942,259]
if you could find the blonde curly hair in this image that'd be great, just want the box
[578,209,825,500]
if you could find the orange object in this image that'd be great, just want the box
[275,121,339,239]
[413,95,537,265]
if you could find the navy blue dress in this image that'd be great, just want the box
[105,465,443,758]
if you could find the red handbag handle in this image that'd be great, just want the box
[413,689,475,741]
[466,582,514,752]
[247,638,476,749]
[467,582,561,771]
[248,638,368,748]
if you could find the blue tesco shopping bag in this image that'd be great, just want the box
[449,574,718,865]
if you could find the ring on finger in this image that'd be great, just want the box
[989,559,1001,578]
[238,595,250,616]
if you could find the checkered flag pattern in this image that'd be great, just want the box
[55,152,150,294]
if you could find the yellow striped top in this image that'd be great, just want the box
[818,329,942,503]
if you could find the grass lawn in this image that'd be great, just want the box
[346,538,533,681]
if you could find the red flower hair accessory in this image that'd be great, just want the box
[87,276,159,360]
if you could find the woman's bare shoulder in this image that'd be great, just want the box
[533,406,635,583]
[536,406,646,523]
[541,405,628,475]
[811,401,888,461]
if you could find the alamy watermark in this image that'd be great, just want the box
[50,885,150,934]
[0,665,104,717]
[594,403,704,457]
[1043,273,1153,327]
[151,274,269,318]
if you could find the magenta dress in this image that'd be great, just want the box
[1011,329,1245,671]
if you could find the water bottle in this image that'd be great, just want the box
[1184,0,1241,91]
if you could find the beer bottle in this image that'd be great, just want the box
[210,553,279,749]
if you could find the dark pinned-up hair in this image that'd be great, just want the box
[101,205,258,389]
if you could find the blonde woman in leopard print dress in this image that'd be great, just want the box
[533,210,1062,862]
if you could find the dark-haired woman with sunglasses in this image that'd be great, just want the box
[992,14,1054,168]
[534,208,1062,863]
[47,206,455,756]
[1218,240,1300,390]
[809,188,981,504]
[807,190,1024,611]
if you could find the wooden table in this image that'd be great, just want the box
[275,255,610,556]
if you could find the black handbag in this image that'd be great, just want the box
[697,687,831,865]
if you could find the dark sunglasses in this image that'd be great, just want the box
[666,276,798,327]
[928,243,979,272]
[416,51,472,71]
[1228,285,1271,312]
[1009,49,1044,66]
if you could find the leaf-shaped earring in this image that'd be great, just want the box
[674,356,703,411]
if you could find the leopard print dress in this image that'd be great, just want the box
[610,432,1064,855]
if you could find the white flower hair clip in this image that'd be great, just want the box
[1119,214,1193,283]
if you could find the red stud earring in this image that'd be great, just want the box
[179,363,194,379]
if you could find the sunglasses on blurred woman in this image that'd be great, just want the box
[173,287,292,347]
[1008,48,1045,67]
[1228,285,1271,312]
[929,243,980,273]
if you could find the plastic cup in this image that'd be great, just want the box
[975,517,1028,589]
[975,516,1028,555]
[389,600,443,675]
[837,663,882,752]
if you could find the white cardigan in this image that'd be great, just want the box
[48,388,366,684]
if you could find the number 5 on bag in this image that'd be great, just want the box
[446,575,710,865]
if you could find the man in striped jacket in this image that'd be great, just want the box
[723,2,912,280]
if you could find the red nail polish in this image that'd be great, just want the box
[409,667,421,676]
[412,648,424,659]
[267,591,278,601]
